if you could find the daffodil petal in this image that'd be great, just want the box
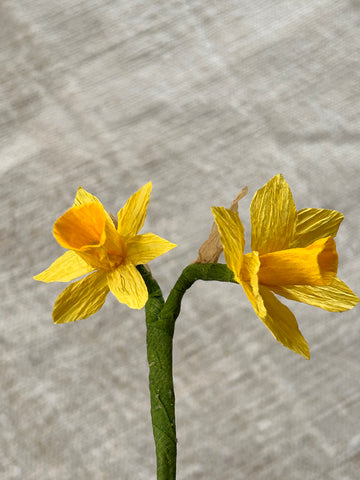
[107,264,148,309]
[126,233,177,265]
[34,250,95,283]
[53,271,109,323]
[250,174,296,254]
[73,186,101,206]
[269,277,360,312]
[291,208,344,248]
[103,215,126,257]
[211,207,245,279]
[239,254,309,358]
[241,254,267,318]
[258,286,310,359]
[53,203,106,250]
[117,182,152,238]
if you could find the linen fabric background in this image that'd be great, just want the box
[1,1,359,479]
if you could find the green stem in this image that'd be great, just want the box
[138,263,235,480]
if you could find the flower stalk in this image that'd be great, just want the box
[138,263,235,479]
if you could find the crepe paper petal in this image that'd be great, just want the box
[117,182,152,238]
[258,237,338,286]
[258,286,310,359]
[103,215,126,258]
[34,250,95,283]
[240,252,267,317]
[126,233,177,265]
[107,264,148,309]
[211,207,245,281]
[250,174,296,254]
[73,186,101,206]
[53,271,109,323]
[291,208,344,248]
[269,277,360,312]
[239,258,309,358]
[53,203,106,251]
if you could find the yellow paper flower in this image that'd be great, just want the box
[34,182,176,323]
[212,174,359,359]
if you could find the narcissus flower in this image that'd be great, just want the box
[34,183,176,323]
[212,174,359,359]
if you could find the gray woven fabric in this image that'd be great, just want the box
[1,1,360,479]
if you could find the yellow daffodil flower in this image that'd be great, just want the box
[212,174,359,359]
[34,182,176,323]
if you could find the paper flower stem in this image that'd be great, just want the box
[138,263,235,479]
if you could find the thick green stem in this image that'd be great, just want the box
[138,263,234,480]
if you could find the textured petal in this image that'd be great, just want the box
[74,186,117,228]
[250,174,296,254]
[53,271,109,323]
[258,237,338,286]
[240,252,267,317]
[258,287,310,359]
[211,207,245,280]
[73,186,102,206]
[291,208,344,248]
[107,264,148,309]
[34,251,95,283]
[117,182,152,238]
[103,215,125,257]
[269,277,360,312]
[126,233,177,265]
[239,256,309,358]
[53,203,106,250]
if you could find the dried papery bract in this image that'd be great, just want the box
[193,186,248,264]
